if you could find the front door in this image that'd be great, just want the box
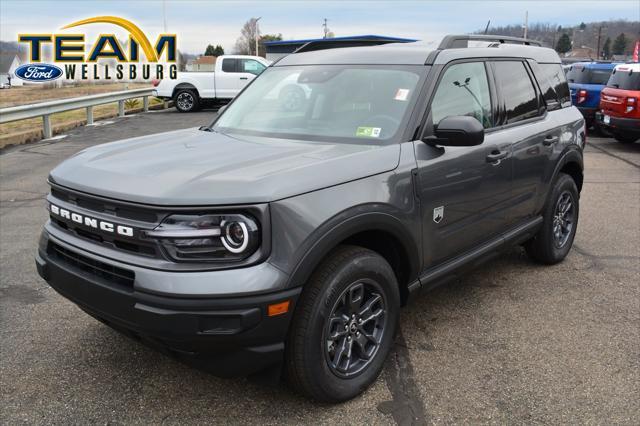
[415,61,512,267]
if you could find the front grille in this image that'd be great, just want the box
[48,242,135,288]
[49,186,162,259]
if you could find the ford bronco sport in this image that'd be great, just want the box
[566,61,618,131]
[596,63,640,143]
[36,35,585,402]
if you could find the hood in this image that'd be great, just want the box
[50,128,400,205]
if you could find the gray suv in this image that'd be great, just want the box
[36,35,585,402]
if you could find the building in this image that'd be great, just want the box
[186,55,216,72]
[0,54,23,87]
[564,46,596,61]
[263,35,418,61]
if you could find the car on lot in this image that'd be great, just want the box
[36,35,585,402]
[596,63,640,143]
[566,61,619,131]
[153,55,270,112]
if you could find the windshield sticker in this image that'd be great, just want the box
[356,127,381,138]
[394,88,410,101]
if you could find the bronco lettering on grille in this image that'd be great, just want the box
[49,203,135,237]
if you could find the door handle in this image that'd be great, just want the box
[486,150,508,164]
[543,135,559,146]
[240,77,248,80]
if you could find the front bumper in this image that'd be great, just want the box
[595,112,640,134]
[36,232,300,377]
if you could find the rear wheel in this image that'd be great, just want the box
[174,89,200,113]
[525,173,579,264]
[613,132,638,144]
[285,245,400,402]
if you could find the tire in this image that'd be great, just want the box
[613,132,638,144]
[285,245,400,402]
[174,89,200,113]
[525,173,579,264]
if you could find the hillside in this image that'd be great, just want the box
[477,20,639,57]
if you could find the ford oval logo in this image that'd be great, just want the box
[15,63,63,82]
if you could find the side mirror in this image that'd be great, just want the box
[217,104,228,115]
[423,115,484,147]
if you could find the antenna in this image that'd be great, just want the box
[484,20,491,35]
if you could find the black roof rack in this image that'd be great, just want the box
[293,39,401,54]
[438,34,542,49]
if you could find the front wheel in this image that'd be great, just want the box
[174,89,200,113]
[285,245,400,402]
[525,173,579,264]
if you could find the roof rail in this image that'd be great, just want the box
[293,39,401,54]
[438,34,542,49]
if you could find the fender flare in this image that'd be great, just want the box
[536,147,584,212]
[285,209,421,291]
[172,82,199,98]
[551,147,584,188]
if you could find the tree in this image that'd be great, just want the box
[258,33,282,57]
[234,18,261,55]
[579,22,587,30]
[603,37,611,59]
[555,33,572,54]
[204,44,216,56]
[204,44,224,57]
[612,33,628,55]
[213,45,225,56]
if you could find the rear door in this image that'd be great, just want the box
[415,60,512,266]
[215,58,240,99]
[489,60,558,226]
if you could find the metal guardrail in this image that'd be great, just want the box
[0,88,155,139]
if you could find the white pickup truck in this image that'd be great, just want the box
[153,55,270,112]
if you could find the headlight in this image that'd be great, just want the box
[144,213,260,262]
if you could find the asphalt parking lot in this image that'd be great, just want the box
[1,109,638,424]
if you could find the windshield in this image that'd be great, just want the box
[566,65,613,85]
[214,65,423,143]
[607,68,640,90]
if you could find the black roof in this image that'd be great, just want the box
[274,35,561,67]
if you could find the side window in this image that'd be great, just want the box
[431,62,493,129]
[222,58,238,73]
[493,61,540,124]
[538,63,571,108]
[241,59,266,75]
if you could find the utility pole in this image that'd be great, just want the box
[596,25,603,60]
[255,17,262,56]
[323,18,329,39]
[523,10,528,39]
[162,0,167,32]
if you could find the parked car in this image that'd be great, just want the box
[36,35,585,402]
[596,63,640,143]
[566,62,618,130]
[153,55,270,112]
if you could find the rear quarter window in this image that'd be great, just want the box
[536,63,571,109]
[607,68,640,90]
[566,66,613,85]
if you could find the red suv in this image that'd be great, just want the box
[597,63,640,143]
